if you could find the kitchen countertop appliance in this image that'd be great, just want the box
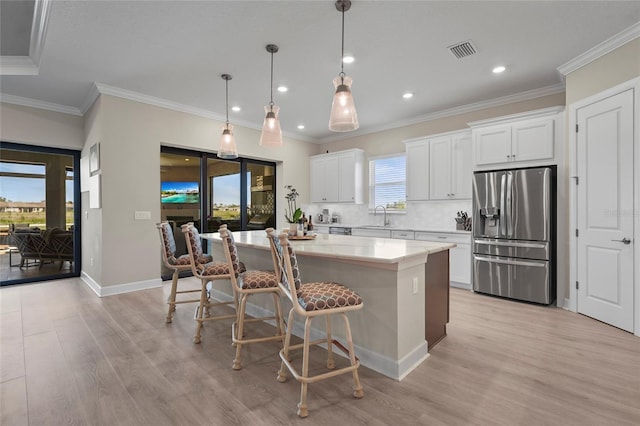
[472,166,556,304]
[329,226,351,235]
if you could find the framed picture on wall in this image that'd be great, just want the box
[89,143,100,174]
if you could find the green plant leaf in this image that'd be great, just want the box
[292,208,302,223]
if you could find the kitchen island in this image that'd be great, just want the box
[202,231,455,381]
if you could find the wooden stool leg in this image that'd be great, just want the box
[341,313,363,398]
[326,315,335,370]
[194,278,208,344]
[233,294,249,370]
[277,309,295,383]
[166,269,179,323]
[297,317,313,418]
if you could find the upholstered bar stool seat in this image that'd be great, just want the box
[297,282,362,311]
[182,223,240,344]
[266,229,364,418]
[219,227,285,370]
[157,221,214,323]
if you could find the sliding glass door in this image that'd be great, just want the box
[159,147,275,278]
[0,142,81,286]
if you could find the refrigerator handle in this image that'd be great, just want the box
[500,173,507,237]
[506,172,513,238]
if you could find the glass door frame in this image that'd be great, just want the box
[0,141,81,286]
[160,146,277,235]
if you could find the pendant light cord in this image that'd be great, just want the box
[269,50,274,109]
[225,78,229,126]
[340,3,345,80]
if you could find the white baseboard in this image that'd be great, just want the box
[81,271,162,297]
[210,288,429,381]
[451,281,472,291]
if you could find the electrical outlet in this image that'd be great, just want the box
[134,211,151,220]
[412,277,419,294]
[90,257,94,267]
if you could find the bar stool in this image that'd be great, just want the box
[182,223,238,344]
[219,227,285,370]
[157,221,213,323]
[266,228,364,418]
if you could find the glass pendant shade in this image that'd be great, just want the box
[329,75,359,132]
[217,124,238,159]
[259,105,283,147]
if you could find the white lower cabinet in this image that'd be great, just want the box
[391,230,415,240]
[351,228,391,238]
[415,232,471,289]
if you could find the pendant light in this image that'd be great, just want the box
[259,44,283,147]
[217,73,239,159]
[329,0,359,132]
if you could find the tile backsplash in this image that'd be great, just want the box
[303,200,472,231]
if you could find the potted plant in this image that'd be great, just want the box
[284,185,302,234]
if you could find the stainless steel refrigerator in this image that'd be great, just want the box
[472,167,556,304]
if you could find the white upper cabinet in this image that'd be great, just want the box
[429,131,472,200]
[310,149,364,203]
[472,126,512,165]
[404,139,430,201]
[405,130,471,201]
[469,106,563,169]
[512,119,555,162]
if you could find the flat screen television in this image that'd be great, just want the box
[161,181,199,204]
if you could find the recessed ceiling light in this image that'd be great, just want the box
[342,56,354,64]
[185,158,190,161]
[297,124,305,130]
[403,92,413,99]
[493,65,506,74]
[231,106,241,112]
[277,86,288,92]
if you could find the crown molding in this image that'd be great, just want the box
[467,106,564,128]
[317,83,566,144]
[0,56,39,75]
[30,0,52,69]
[91,83,317,143]
[0,0,51,76]
[557,21,640,76]
[0,93,82,116]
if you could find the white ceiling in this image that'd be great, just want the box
[1,1,639,143]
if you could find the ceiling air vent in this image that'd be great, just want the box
[448,40,477,59]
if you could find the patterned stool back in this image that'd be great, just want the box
[219,227,242,277]
[277,234,303,299]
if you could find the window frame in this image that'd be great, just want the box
[368,153,407,213]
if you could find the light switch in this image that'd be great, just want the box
[134,211,151,220]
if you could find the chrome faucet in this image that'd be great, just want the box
[374,205,390,226]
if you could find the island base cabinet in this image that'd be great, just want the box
[425,250,450,350]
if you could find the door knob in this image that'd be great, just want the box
[611,238,632,245]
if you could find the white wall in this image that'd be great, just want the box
[85,94,317,291]
[0,102,84,149]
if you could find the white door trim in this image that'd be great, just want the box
[568,76,640,337]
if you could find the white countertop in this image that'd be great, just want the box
[202,231,456,265]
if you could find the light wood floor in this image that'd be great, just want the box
[1,278,639,425]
